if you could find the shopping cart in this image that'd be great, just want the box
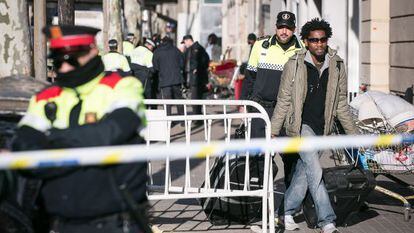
[207,60,237,99]
[338,91,414,221]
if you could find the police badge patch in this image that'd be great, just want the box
[282,13,290,20]
[85,112,97,123]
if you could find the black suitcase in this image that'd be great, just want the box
[303,165,376,228]
[199,155,277,225]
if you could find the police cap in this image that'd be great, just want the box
[145,39,156,47]
[126,33,135,40]
[180,34,193,44]
[276,11,296,28]
[43,25,100,49]
[108,39,118,47]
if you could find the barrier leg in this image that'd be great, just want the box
[268,155,275,233]
[261,151,270,233]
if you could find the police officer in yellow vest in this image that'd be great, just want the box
[130,39,156,99]
[102,39,131,73]
[123,33,136,61]
[241,11,303,218]
[12,25,150,233]
[242,11,304,138]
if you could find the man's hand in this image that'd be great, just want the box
[193,69,197,74]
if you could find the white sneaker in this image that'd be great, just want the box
[284,215,300,231]
[322,223,340,233]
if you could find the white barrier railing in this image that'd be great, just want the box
[143,99,274,233]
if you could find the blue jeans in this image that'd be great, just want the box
[284,124,336,228]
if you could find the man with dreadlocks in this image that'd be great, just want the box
[270,18,358,232]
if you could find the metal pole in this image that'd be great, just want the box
[33,0,47,80]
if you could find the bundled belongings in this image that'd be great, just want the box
[348,90,414,220]
[200,154,277,225]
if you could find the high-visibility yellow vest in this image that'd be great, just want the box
[123,41,135,57]
[102,52,131,72]
[246,35,304,101]
[19,72,146,132]
[130,46,153,68]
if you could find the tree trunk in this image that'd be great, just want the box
[124,0,142,46]
[58,0,75,25]
[103,0,123,53]
[34,0,47,80]
[0,0,32,78]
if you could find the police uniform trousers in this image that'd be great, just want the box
[190,84,204,115]
[131,64,152,100]
[160,84,184,116]
[250,104,300,216]
[140,77,152,100]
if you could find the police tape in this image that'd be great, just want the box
[0,134,413,170]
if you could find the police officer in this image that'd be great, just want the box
[102,39,131,73]
[247,33,257,54]
[242,11,303,131]
[12,25,150,233]
[182,34,209,119]
[130,39,156,99]
[123,33,136,61]
[241,11,303,219]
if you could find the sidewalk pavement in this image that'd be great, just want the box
[148,109,414,233]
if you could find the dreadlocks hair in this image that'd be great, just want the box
[300,18,333,40]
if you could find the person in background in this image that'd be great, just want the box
[237,33,257,103]
[151,34,162,100]
[153,36,185,120]
[205,33,221,62]
[130,39,156,99]
[271,18,359,233]
[152,34,162,48]
[181,34,210,123]
[11,25,149,233]
[247,33,257,54]
[123,33,136,62]
[102,39,131,73]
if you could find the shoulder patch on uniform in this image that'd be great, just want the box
[100,72,122,88]
[36,86,63,102]
[262,40,270,49]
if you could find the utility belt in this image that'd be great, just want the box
[249,95,277,110]
[50,211,135,227]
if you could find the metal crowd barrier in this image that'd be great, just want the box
[143,99,275,233]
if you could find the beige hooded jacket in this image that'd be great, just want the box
[271,47,359,136]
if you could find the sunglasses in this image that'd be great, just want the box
[307,37,328,43]
[50,48,90,70]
